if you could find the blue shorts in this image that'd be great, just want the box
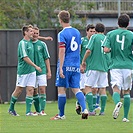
[55,66,80,88]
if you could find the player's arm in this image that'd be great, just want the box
[45,58,52,79]
[82,49,91,70]
[23,56,42,72]
[59,46,65,78]
[38,36,53,41]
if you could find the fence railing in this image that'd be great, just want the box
[70,0,133,14]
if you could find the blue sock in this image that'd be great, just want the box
[75,91,86,112]
[58,94,66,117]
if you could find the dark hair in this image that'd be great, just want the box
[58,10,70,23]
[95,23,105,33]
[22,25,33,36]
[118,14,130,28]
[86,24,95,31]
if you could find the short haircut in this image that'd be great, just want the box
[33,26,39,31]
[58,10,70,23]
[118,14,130,28]
[22,24,33,36]
[95,23,105,33]
[86,24,95,31]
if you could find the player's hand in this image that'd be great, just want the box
[80,65,85,73]
[45,36,53,41]
[47,72,52,79]
[81,62,86,71]
[59,69,65,78]
[35,66,42,73]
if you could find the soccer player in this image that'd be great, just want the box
[50,10,88,120]
[8,25,42,116]
[103,14,133,122]
[82,23,109,116]
[75,24,101,115]
[32,26,51,115]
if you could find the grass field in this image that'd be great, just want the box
[0,98,133,133]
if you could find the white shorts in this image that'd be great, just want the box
[110,69,132,90]
[80,73,87,89]
[16,71,36,87]
[85,70,108,88]
[35,74,47,88]
[132,70,133,81]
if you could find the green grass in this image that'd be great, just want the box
[0,98,133,133]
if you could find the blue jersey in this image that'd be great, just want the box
[58,27,81,67]
[56,27,81,88]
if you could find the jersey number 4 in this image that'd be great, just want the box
[70,37,78,51]
[116,35,125,50]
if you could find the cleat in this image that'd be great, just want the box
[122,118,129,122]
[8,110,20,116]
[89,111,96,116]
[81,109,88,119]
[113,102,122,119]
[99,112,105,115]
[26,112,38,116]
[94,106,101,111]
[75,101,81,115]
[40,110,47,116]
[50,114,66,120]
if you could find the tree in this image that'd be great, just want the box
[0,0,94,29]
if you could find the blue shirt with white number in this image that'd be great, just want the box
[58,26,81,67]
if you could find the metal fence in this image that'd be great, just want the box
[71,0,133,14]
[0,28,133,102]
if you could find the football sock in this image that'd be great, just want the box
[75,91,86,112]
[123,94,130,119]
[26,96,33,114]
[100,95,107,113]
[40,94,46,111]
[86,92,93,112]
[112,92,120,105]
[93,94,97,110]
[58,94,66,117]
[96,93,100,105]
[33,94,40,113]
[9,96,17,111]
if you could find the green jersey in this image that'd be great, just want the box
[17,39,35,75]
[103,28,133,69]
[86,34,109,72]
[33,40,50,76]
[80,37,90,71]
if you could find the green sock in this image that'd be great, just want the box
[123,94,130,119]
[33,94,40,113]
[93,94,97,110]
[26,96,33,114]
[112,92,120,105]
[40,94,46,111]
[9,96,17,111]
[86,92,93,112]
[100,95,107,113]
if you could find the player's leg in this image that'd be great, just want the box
[25,72,37,116]
[75,73,85,115]
[110,69,122,119]
[8,86,23,116]
[39,86,47,115]
[92,88,98,110]
[122,69,132,122]
[99,88,107,115]
[72,88,88,119]
[33,88,40,114]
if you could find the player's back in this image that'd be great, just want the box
[58,27,81,67]
[107,28,133,69]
